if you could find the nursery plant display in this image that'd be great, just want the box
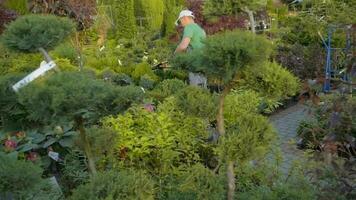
[0,0,354,199]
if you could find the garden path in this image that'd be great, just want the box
[269,103,311,174]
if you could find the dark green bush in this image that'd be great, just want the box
[0,153,62,199]
[0,73,28,130]
[1,14,75,52]
[17,72,144,125]
[70,169,155,200]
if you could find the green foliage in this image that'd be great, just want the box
[103,101,210,173]
[218,113,276,162]
[103,0,137,39]
[0,73,28,130]
[238,62,300,113]
[55,58,78,71]
[0,44,43,75]
[150,79,187,100]
[52,42,78,64]
[1,14,75,52]
[131,62,159,81]
[60,150,90,195]
[224,90,262,126]
[134,0,164,31]
[297,94,355,156]
[172,31,272,84]
[17,72,144,125]
[70,169,155,200]
[0,153,62,199]
[3,0,28,15]
[175,86,217,120]
[161,164,226,200]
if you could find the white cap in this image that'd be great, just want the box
[175,10,195,26]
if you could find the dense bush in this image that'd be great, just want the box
[70,169,155,200]
[103,101,210,173]
[0,153,62,199]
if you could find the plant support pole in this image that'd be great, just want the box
[38,47,53,63]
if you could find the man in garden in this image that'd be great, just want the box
[174,10,207,88]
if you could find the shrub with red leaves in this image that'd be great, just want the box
[185,0,247,35]
[4,139,17,151]
[28,0,96,29]
[0,6,17,33]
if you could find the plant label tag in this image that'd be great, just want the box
[48,151,60,161]
[12,60,56,92]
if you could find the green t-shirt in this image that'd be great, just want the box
[183,23,206,50]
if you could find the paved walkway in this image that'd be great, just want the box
[269,104,311,174]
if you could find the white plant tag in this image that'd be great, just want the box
[12,61,57,92]
[48,151,60,161]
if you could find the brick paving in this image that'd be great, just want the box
[269,104,312,174]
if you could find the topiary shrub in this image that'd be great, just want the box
[238,62,300,113]
[0,153,62,199]
[1,14,75,62]
[17,72,145,174]
[70,169,155,200]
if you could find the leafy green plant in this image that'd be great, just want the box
[131,62,159,82]
[103,101,209,173]
[69,169,155,200]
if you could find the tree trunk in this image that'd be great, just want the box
[76,117,97,175]
[216,83,233,136]
[227,161,235,200]
[38,47,52,63]
[245,7,256,34]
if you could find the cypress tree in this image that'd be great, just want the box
[109,0,137,39]
[134,0,164,31]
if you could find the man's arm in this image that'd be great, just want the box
[174,37,191,54]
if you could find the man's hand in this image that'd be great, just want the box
[174,37,191,54]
